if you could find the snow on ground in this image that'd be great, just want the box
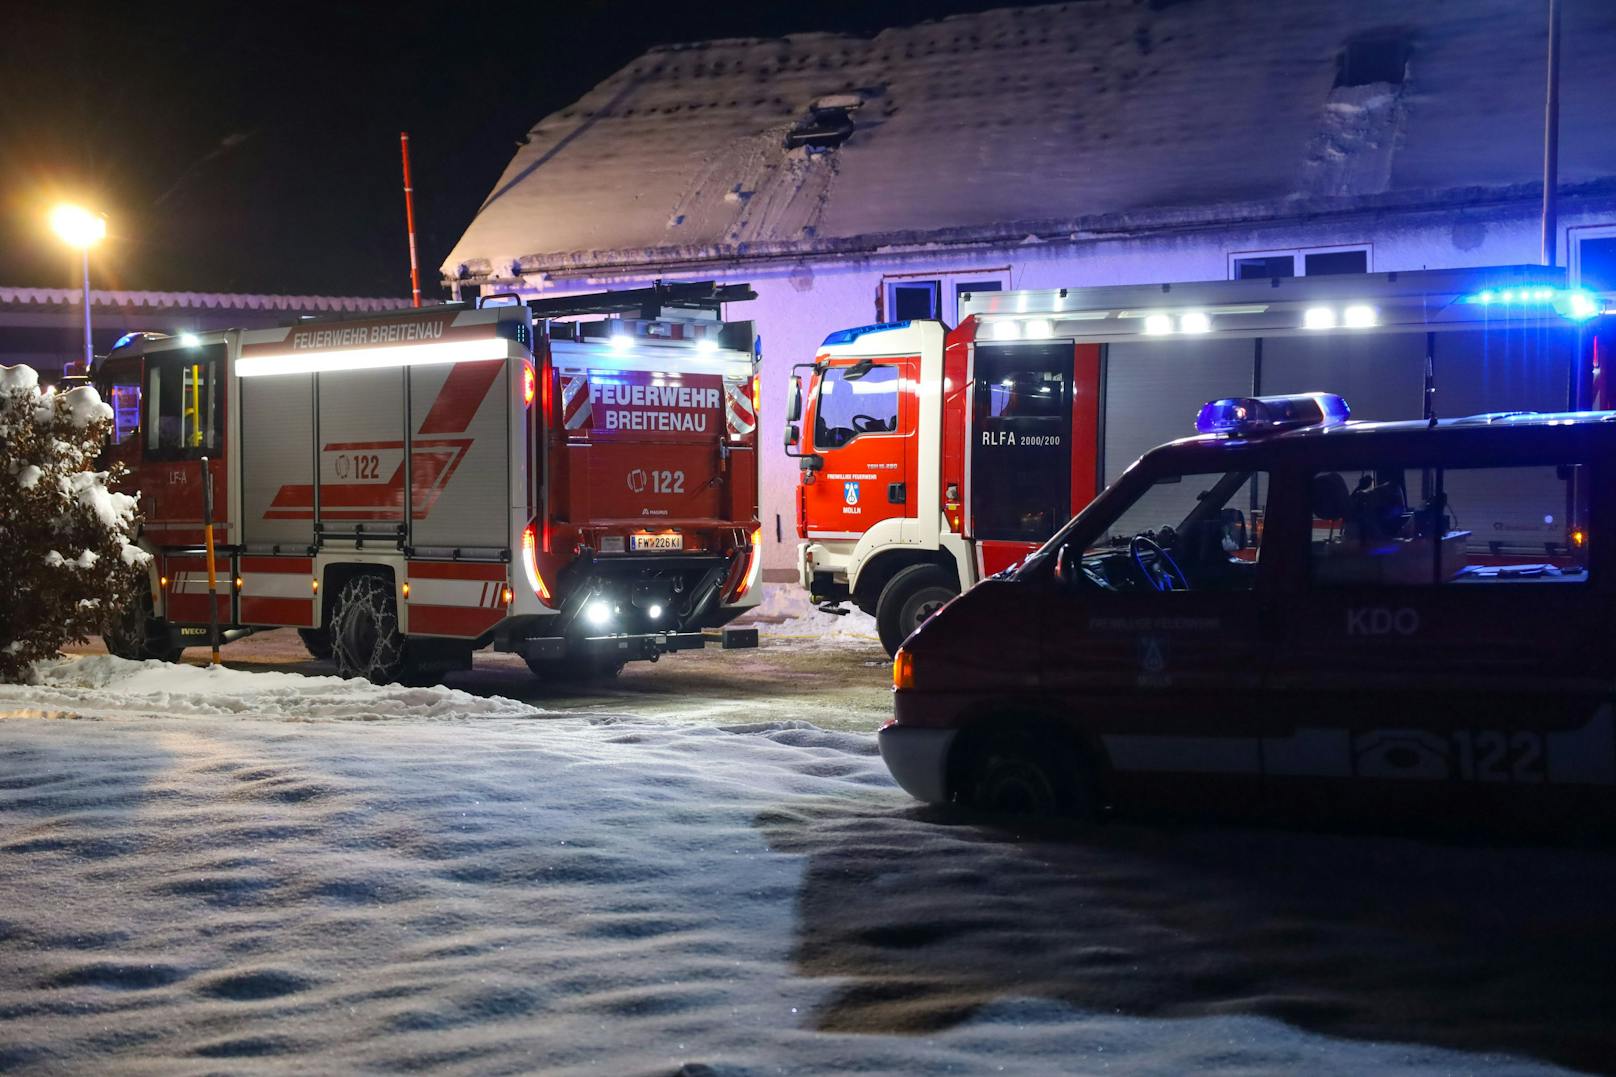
[0,656,1609,1073]
[4,654,546,722]
[736,583,880,642]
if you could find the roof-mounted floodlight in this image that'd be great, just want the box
[1196,392,1351,437]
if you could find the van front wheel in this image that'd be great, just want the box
[875,564,958,657]
[965,729,1093,819]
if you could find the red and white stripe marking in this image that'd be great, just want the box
[725,379,756,438]
[405,561,510,638]
[238,556,316,628]
[561,372,592,430]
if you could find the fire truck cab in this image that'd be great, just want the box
[883,393,1616,832]
[789,266,1612,655]
[93,282,765,684]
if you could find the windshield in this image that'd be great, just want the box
[813,364,899,449]
[1085,470,1259,556]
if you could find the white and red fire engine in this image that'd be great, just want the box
[94,282,764,683]
[786,266,1612,654]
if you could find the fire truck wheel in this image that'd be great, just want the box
[103,587,182,664]
[876,564,959,657]
[965,727,1090,819]
[296,627,334,661]
[331,575,410,685]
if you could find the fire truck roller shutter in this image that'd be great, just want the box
[316,369,407,531]
[1431,328,1577,550]
[1260,332,1426,423]
[1103,337,1255,530]
[408,359,509,549]
[241,372,315,546]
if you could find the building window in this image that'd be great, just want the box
[1230,246,1370,280]
[882,270,1010,324]
[887,281,939,321]
[1571,226,1616,292]
[954,279,1001,313]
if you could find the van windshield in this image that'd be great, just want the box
[1053,469,1267,594]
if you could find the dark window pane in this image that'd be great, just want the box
[1304,249,1368,276]
[1234,255,1295,279]
[890,282,938,321]
[955,280,1001,304]
[972,342,1072,542]
[1335,34,1411,88]
[1578,236,1616,292]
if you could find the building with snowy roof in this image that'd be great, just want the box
[444,0,1616,573]
[0,287,412,382]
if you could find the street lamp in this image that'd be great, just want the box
[49,204,106,371]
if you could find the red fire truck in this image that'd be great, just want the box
[94,282,764,683]
[785,266,1611,654]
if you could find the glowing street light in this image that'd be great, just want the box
[49,204,106,370]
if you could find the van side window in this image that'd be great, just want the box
[813,365,899,449]
[1083,469,1270,593]
[145,347,222,460]
[1310,463,1588,585]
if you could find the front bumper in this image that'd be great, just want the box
[877,724,958,805]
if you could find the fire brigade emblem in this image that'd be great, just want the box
[844,481,860,506]
[627,468,649,494]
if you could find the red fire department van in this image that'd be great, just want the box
[786,266,1612,655]
[93,282,764,684]
[882,392,1616,830]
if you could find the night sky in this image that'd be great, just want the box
[2,1,1007,301]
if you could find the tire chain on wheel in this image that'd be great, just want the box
[333,575,408,683]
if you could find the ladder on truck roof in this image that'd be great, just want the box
[483,280,757,321]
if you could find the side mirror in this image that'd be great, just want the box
[783,422,800,451]
[786,376,802,423]
[799,454,824,472]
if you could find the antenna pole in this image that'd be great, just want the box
[400,132,423,306]
[1541,0,1562,267]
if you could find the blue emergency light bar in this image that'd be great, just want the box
[1196,393,1351,436]
[1463,286,1602,322]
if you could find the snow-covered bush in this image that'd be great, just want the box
[0,364,148,681]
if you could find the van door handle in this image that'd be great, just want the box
[888,482,907,504]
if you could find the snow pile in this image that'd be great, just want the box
[737,582,879,641]
[0,700,1596,1072]
[2,655,546,722]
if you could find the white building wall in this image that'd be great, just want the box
[491,201,1616,575]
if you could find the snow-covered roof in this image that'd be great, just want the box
[0,286,412,312]
[445,0,1616,280]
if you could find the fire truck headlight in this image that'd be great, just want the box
[586,600,613,627]
[1143,314,1174,336]
[649,603,664,620]
[1178,311,1211,334]
[1343,305,1378,328]
[1022,318,1052,339]
[609,333,633,352]
[695,337,719,354]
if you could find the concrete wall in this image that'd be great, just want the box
[480,199,1616,575]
